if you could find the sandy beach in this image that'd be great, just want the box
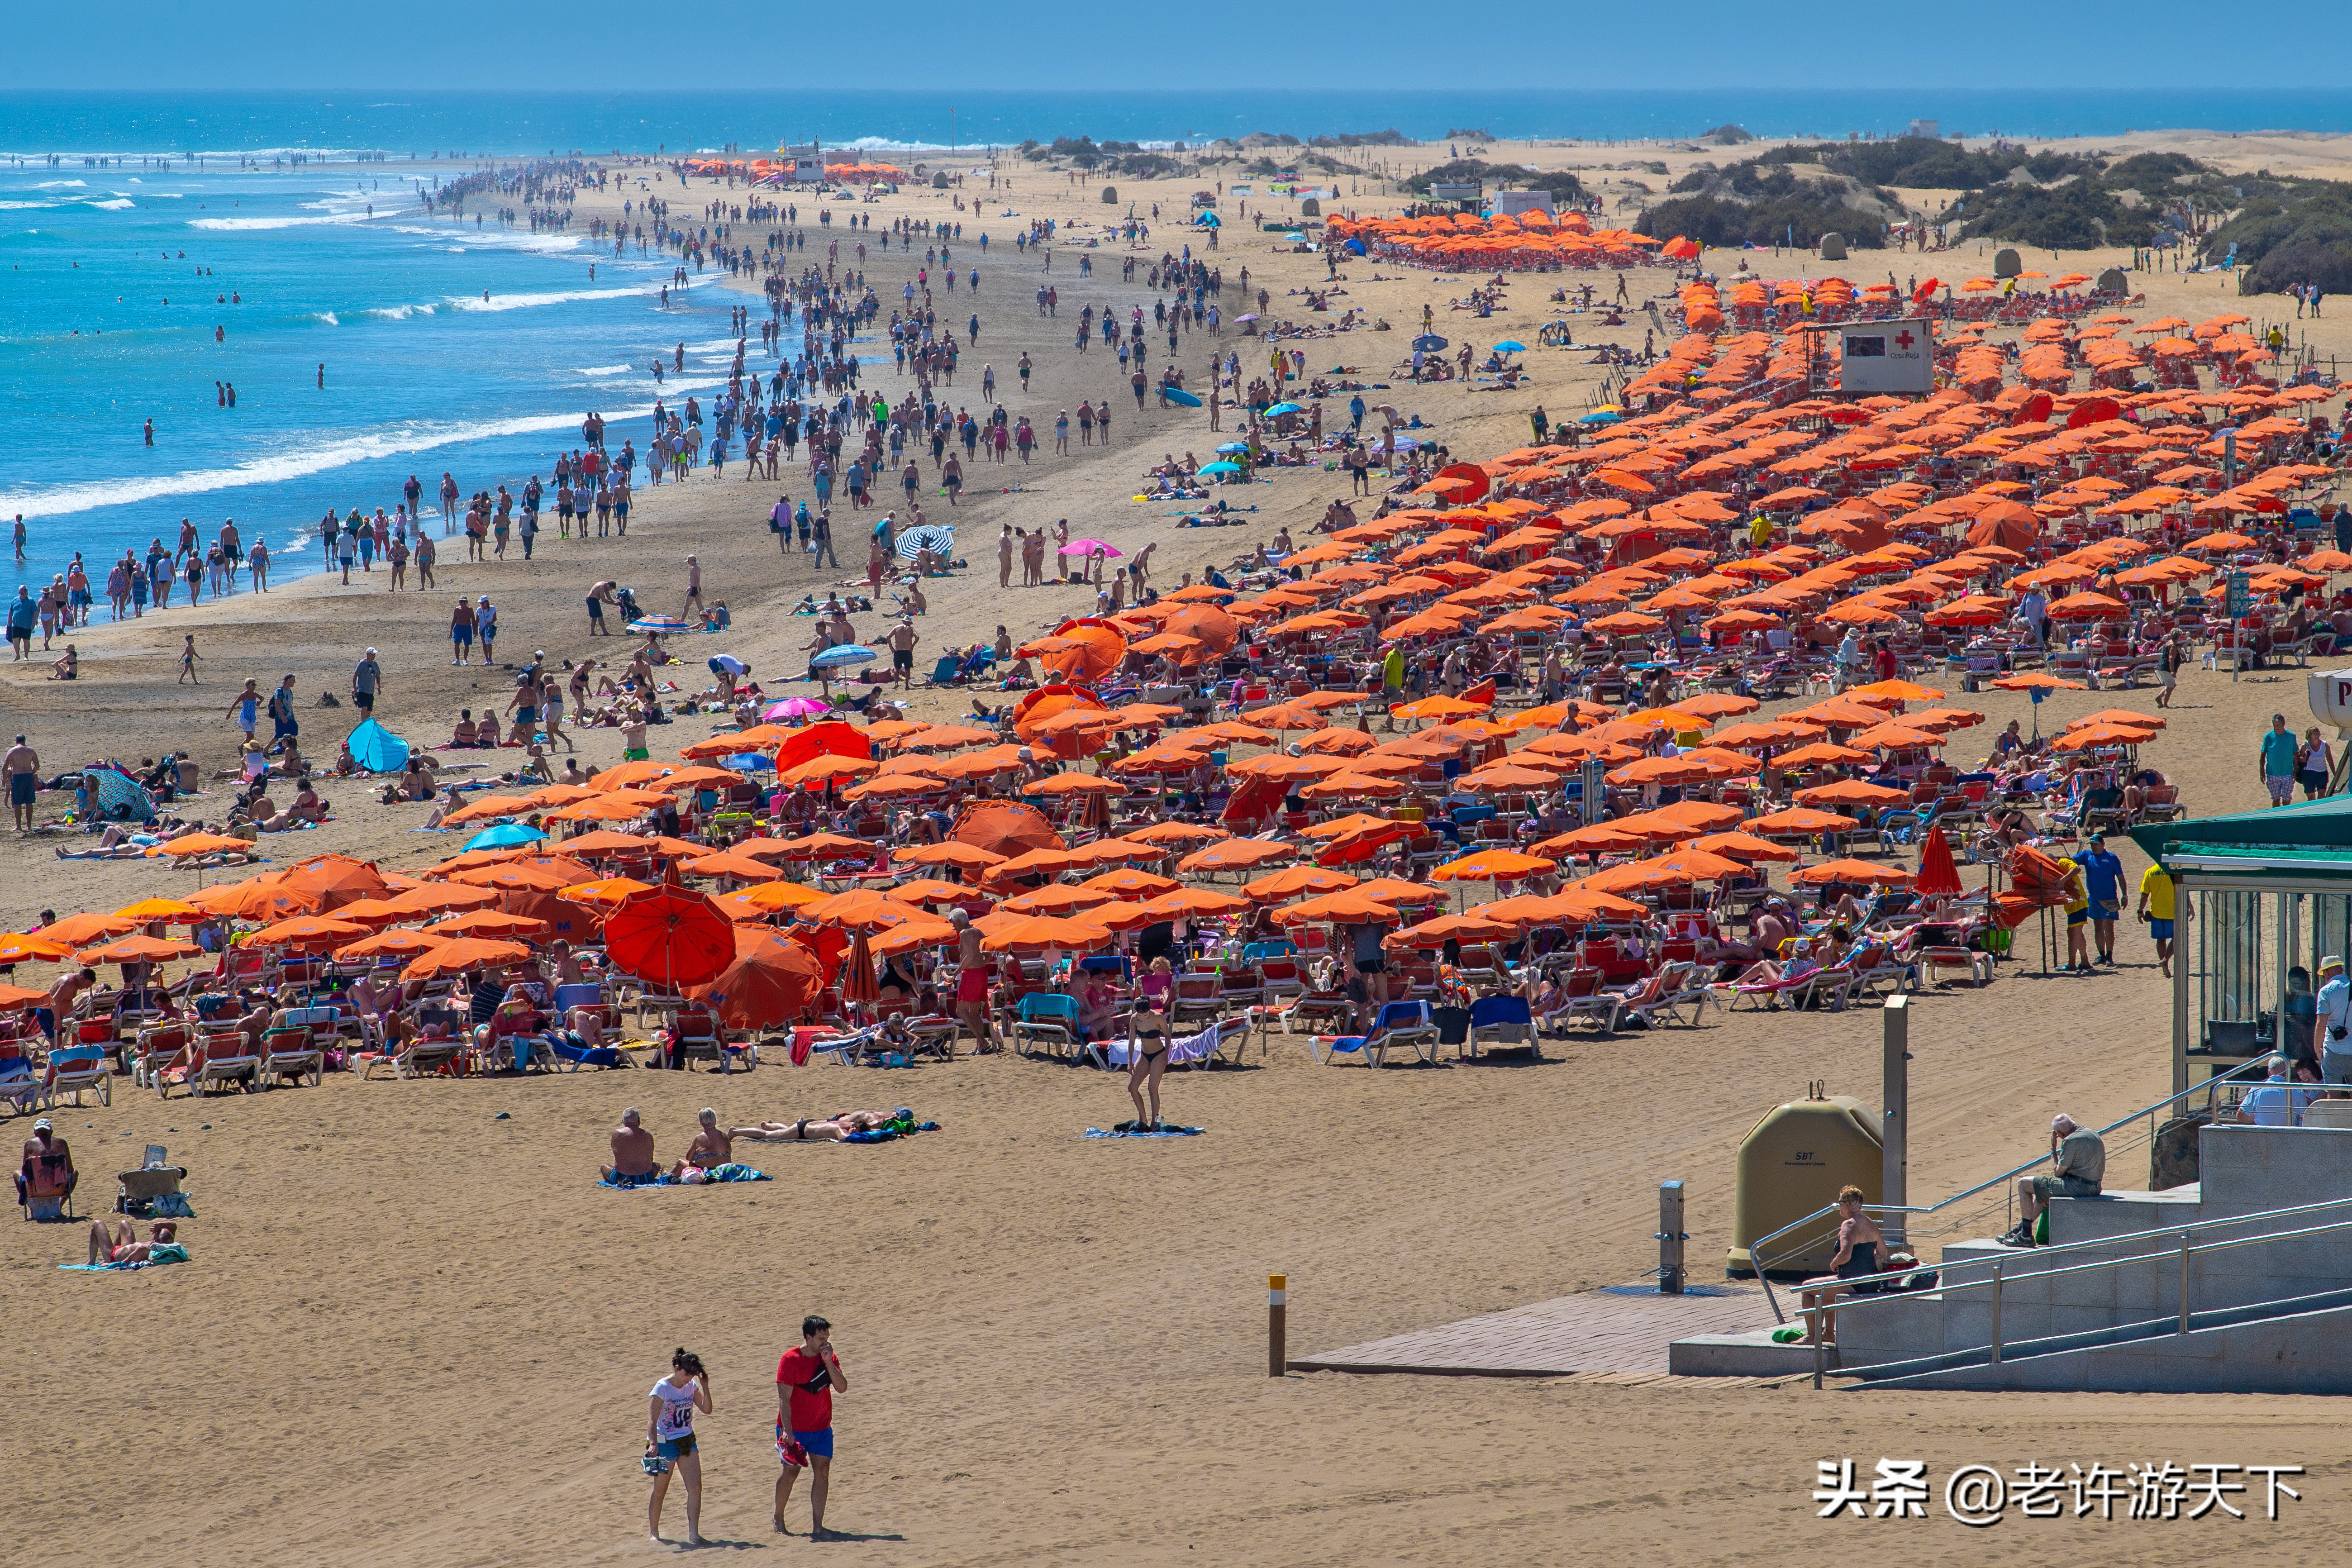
[8,134,2352,1565]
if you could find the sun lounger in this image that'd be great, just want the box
[1011,993,1083,1062]
[167,1035,257,1098]
[1465,994,1537,1060]
[44,1044,113,1108]
[361,1037,463,1081]
[255,1026,325,1088]
[1312,999,1437,1067]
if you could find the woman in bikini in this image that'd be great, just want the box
[1126,989,1173,1132]
[730,1110,895,1143]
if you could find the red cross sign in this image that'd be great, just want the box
[1894,329,1916,350]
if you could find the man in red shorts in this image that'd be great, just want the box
[774,1314,848,1536]
[947,909,995,1054]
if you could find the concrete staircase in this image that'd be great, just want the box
[1672,1125,2352,1392]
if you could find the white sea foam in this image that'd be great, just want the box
[0,407,640,522]
[367,303,436,321]
[315,311,340,326]
[188,211,372,231]
[86,198,134,211]
[389,224,581,256]
[443,286,648,313]
[574,363,633,375]
[34,179,85,189]
[0,200,52,211]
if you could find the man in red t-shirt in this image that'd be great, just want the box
[774,1314,848,1536]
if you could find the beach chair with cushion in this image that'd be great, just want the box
[44,1044,113,1108]
[904,1015,961,1061]
[1279,985,1354,1037]
[666,1008,728,1072]
[1466,995,1538,1060]
[1617,963,1709,1029]
[129,1022,190,1091]
[116,1150,187,1218]
[0,1046,41,1117]
[1312,999,1437,1068]
[256,1026,324,1089]
[164,1034,257,1098]
[363,1035,465,1081]
[1011,992,1083,1062]
[1169,974,1224,1031]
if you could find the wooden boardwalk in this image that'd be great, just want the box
[1289,1280,1775,1379]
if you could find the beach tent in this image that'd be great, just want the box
[348,718,410,774]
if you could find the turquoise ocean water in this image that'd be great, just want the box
[3,88,2349,590]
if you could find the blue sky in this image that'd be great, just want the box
[7,4,2344,90]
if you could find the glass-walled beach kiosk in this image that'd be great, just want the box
[2133,793,2352,1097]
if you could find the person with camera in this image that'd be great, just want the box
[644,1348,712,1546]
[774,1315,849,1537]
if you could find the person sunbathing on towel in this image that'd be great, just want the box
[87,1217,178,1265]
[729,1109,897,1142]
[670,1109,734,1179]
[603,1107,661,1185]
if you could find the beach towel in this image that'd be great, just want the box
[60,1244,189,1272]
[1083,1124,1205,1139]
[598,1170,675,1189]
[840,1120,940,1144]
[1105,1025,1217,1068]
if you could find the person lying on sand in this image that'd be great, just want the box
[729,1110,900,1143]
[87,1218,177,1265]
[603,1107,659,1185]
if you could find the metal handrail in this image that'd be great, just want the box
[1792,1187,2352,1388]
[1751,1056,2268,1323]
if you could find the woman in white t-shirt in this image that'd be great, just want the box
[645,1348,713,1546]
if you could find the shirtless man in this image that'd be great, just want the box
[39,966,95,1042]
[86,1217,177,1265]
[671,1109,734,1179]
[946,909,995,1053]
[603,1107,660,1185]
[886,617,920,690]
[731,1109,902,1142]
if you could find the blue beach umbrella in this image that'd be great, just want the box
[1492,340,1527,353]
[810,643,880,670]
[1200,461,1244,476]
[1411,334,1448,352]
[627,615,693,634]
[1215,442,1249,454]
[1266,401,1305,416]
[1578,409,1623,425]
[464,823,548,851]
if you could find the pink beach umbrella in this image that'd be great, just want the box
[1066,539,1124,558]
[763,696,834,721]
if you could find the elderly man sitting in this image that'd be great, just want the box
[601,1107,660,1186]
[1999,1113,2105,1248]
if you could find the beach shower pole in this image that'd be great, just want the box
[1657,1180,1686,1294]
[1882,996,1909,1248]
[1268,1274,1287,1375]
